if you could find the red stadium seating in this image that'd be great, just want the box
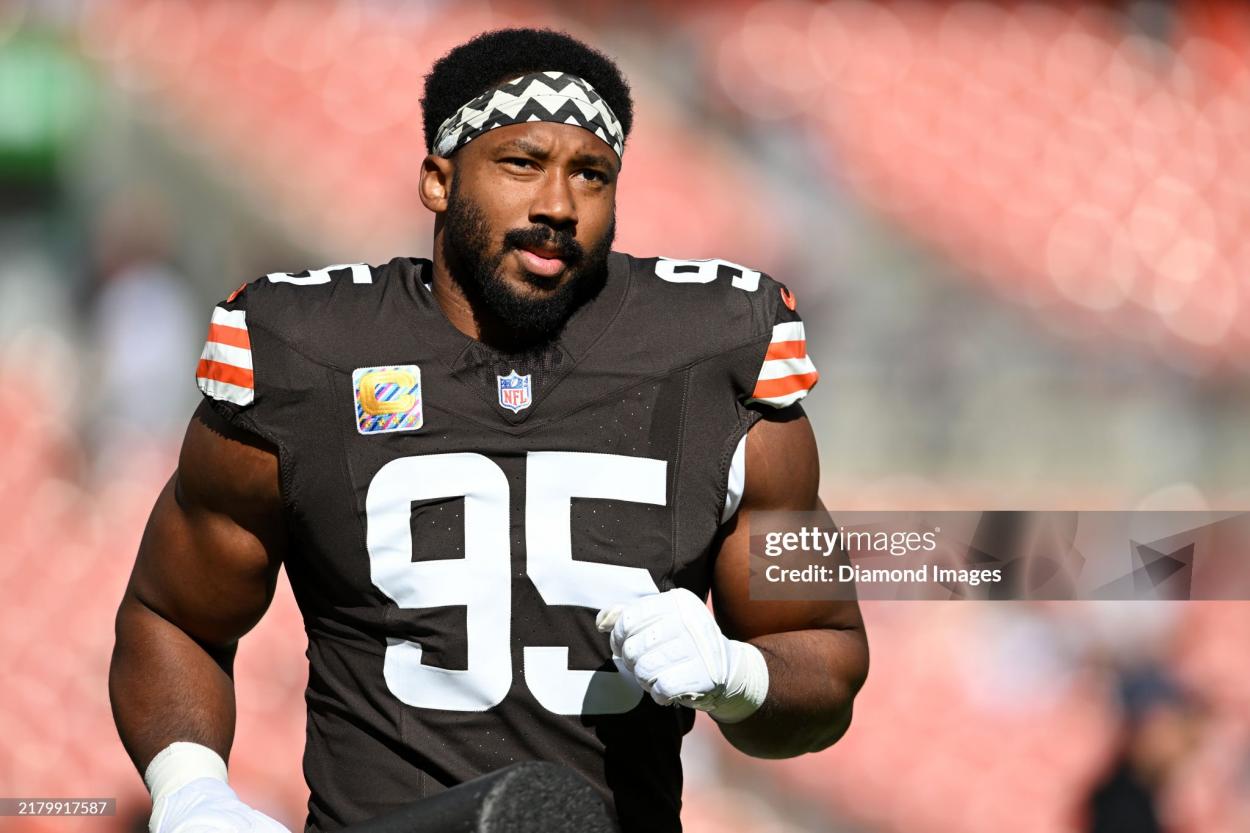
[77,0,787,271]
[698,1,1250,375]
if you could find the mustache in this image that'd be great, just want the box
[503,225,584,265]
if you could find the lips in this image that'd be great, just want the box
[516,246,567,278]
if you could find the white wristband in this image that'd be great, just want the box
[708,640,770,724]
[143,742,229,806]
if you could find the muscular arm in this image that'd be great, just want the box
[710,410,869,758]
[109,401,287,774]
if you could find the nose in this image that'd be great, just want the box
[529,169,577,231]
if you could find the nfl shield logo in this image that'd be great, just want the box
[497,369,532,413]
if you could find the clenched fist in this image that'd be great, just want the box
[596,588,768,723]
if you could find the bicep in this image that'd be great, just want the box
[711,410,864,641]
[125,402,287,647]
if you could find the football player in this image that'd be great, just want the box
[110,28,869,833]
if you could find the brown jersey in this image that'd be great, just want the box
[194,252,817,832]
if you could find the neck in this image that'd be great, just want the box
[429,230,482,341]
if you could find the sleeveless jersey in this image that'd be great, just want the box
[194,252,818,832]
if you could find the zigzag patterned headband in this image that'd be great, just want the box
[432,71,625,161]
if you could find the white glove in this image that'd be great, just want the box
[145,743,291,833]
[596,588,769,723]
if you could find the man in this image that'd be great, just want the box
[110,28,869,833]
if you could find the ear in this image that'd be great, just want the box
[419,155,455,213]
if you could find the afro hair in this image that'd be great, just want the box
[421,28,634,155]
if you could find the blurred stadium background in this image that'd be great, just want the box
[4,0,1250,831]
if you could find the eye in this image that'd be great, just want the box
[577,169,609,184]
[501,157,537,170]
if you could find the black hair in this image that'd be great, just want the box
[421,28,634,154]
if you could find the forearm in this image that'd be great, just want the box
[716,627,868,759]
[109,592,239,774]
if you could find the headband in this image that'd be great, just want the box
[432,71,625,161]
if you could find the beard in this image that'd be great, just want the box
[441,178,613,350]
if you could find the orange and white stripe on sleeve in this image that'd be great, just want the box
[748,321,818,408]
[196,307,254,406]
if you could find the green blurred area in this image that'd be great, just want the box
[0,27,93,182]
